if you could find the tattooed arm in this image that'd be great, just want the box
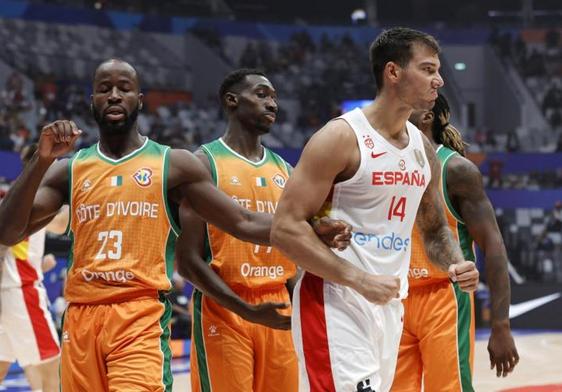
[447,155,518,377]
[415,135,479,292]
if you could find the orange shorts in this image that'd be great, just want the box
[391,281,475,392]
[61,296,172,392]
[191,285,298,392]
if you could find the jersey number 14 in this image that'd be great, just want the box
[387,196,406,222]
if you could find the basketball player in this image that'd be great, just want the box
[0,59,348,391]
[391,94,519,391]
[271,27,480,392]
[0,144,68,392]
[177,69,336,392]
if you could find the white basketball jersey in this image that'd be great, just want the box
[1,229,46,289]
[327,108,431,298]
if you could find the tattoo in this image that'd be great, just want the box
[416,136,464,271]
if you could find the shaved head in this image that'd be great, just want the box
[93,59,140,87]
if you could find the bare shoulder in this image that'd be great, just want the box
[167,148,210,189]
[446,155,484,196]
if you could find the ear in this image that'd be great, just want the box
[224,92,238,110]
[422,111,434,126]
[384,61,401,85]
[138,92,144,110]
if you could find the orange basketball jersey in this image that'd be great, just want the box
[65,138,179,304]
[201,138,296,289]
[409,145,475,288]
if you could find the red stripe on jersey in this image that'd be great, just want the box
[15,257,39,285]
[300,272,336,392]
[17,261,60,360]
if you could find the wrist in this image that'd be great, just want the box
[491,318,511,331]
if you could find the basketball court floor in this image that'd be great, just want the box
[1,330,561,392]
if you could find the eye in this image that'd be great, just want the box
[256,91,267,98]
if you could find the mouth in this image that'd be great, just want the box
[104,106,126,121]
[263,112,276,122]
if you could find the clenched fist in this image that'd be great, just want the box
[355,274,400,305]
[448,261,479,292]
[38,120,82,160]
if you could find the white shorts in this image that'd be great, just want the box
[0,283,60,367]
[292,273,404,392]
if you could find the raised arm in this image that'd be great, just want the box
[271,120,399,305]
[175,200,291,330]
[415,135,479,292]
[0,120,79,245]
[446,156,518,377]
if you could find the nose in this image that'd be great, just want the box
[434,72,444,88]
[266,97,278,113]
[108,86,122,102]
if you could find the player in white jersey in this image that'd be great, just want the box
[271,27,480,392]
[0,144,68,392]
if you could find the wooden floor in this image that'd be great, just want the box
[173,332,562,392]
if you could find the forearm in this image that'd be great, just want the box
[179,259,250,316]
[0,154,54,245]
[235,210,271,245]
[423,226,465,271]
[271,218,362,287]
[484,252,511,326]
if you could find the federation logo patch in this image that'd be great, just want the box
[363,135,374,150]
[132,168,153,187]
[230,176,241,186]
[414,148,425,168]
[272,173,286,189]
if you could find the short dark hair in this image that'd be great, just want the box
[218,68,266,107]
[369,27,440,90]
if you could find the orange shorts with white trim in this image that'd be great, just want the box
[191,285,298,392]
[60,296,172,392]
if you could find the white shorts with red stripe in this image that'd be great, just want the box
[292,273,404,392]
[0,282,60,367]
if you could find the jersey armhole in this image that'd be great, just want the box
[200,145,219,187]
[163,147,181,236]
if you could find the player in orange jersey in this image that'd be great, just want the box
[0,59,349,392]
[176,69,317,392]
[391,94,519,391]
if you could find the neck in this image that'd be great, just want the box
[364,90,413,139]
[98,125,144,159]
[420,128,439,150]
[222,120,264,162]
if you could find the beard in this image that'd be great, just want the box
[93,103,139,134]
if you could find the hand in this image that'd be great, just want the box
[41,253,57,273]
[38,120,82,160]
[448,261,479,292]
[312,216,352,251]
[355,274,400,305]
[241,302,292,330]
[488,322,519,377]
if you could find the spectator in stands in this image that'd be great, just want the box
[545,201,562,233]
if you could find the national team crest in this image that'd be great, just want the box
[132,168,153,187]
[414,149,425,168]
[363,135,374,150]
[272,173,286,189]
